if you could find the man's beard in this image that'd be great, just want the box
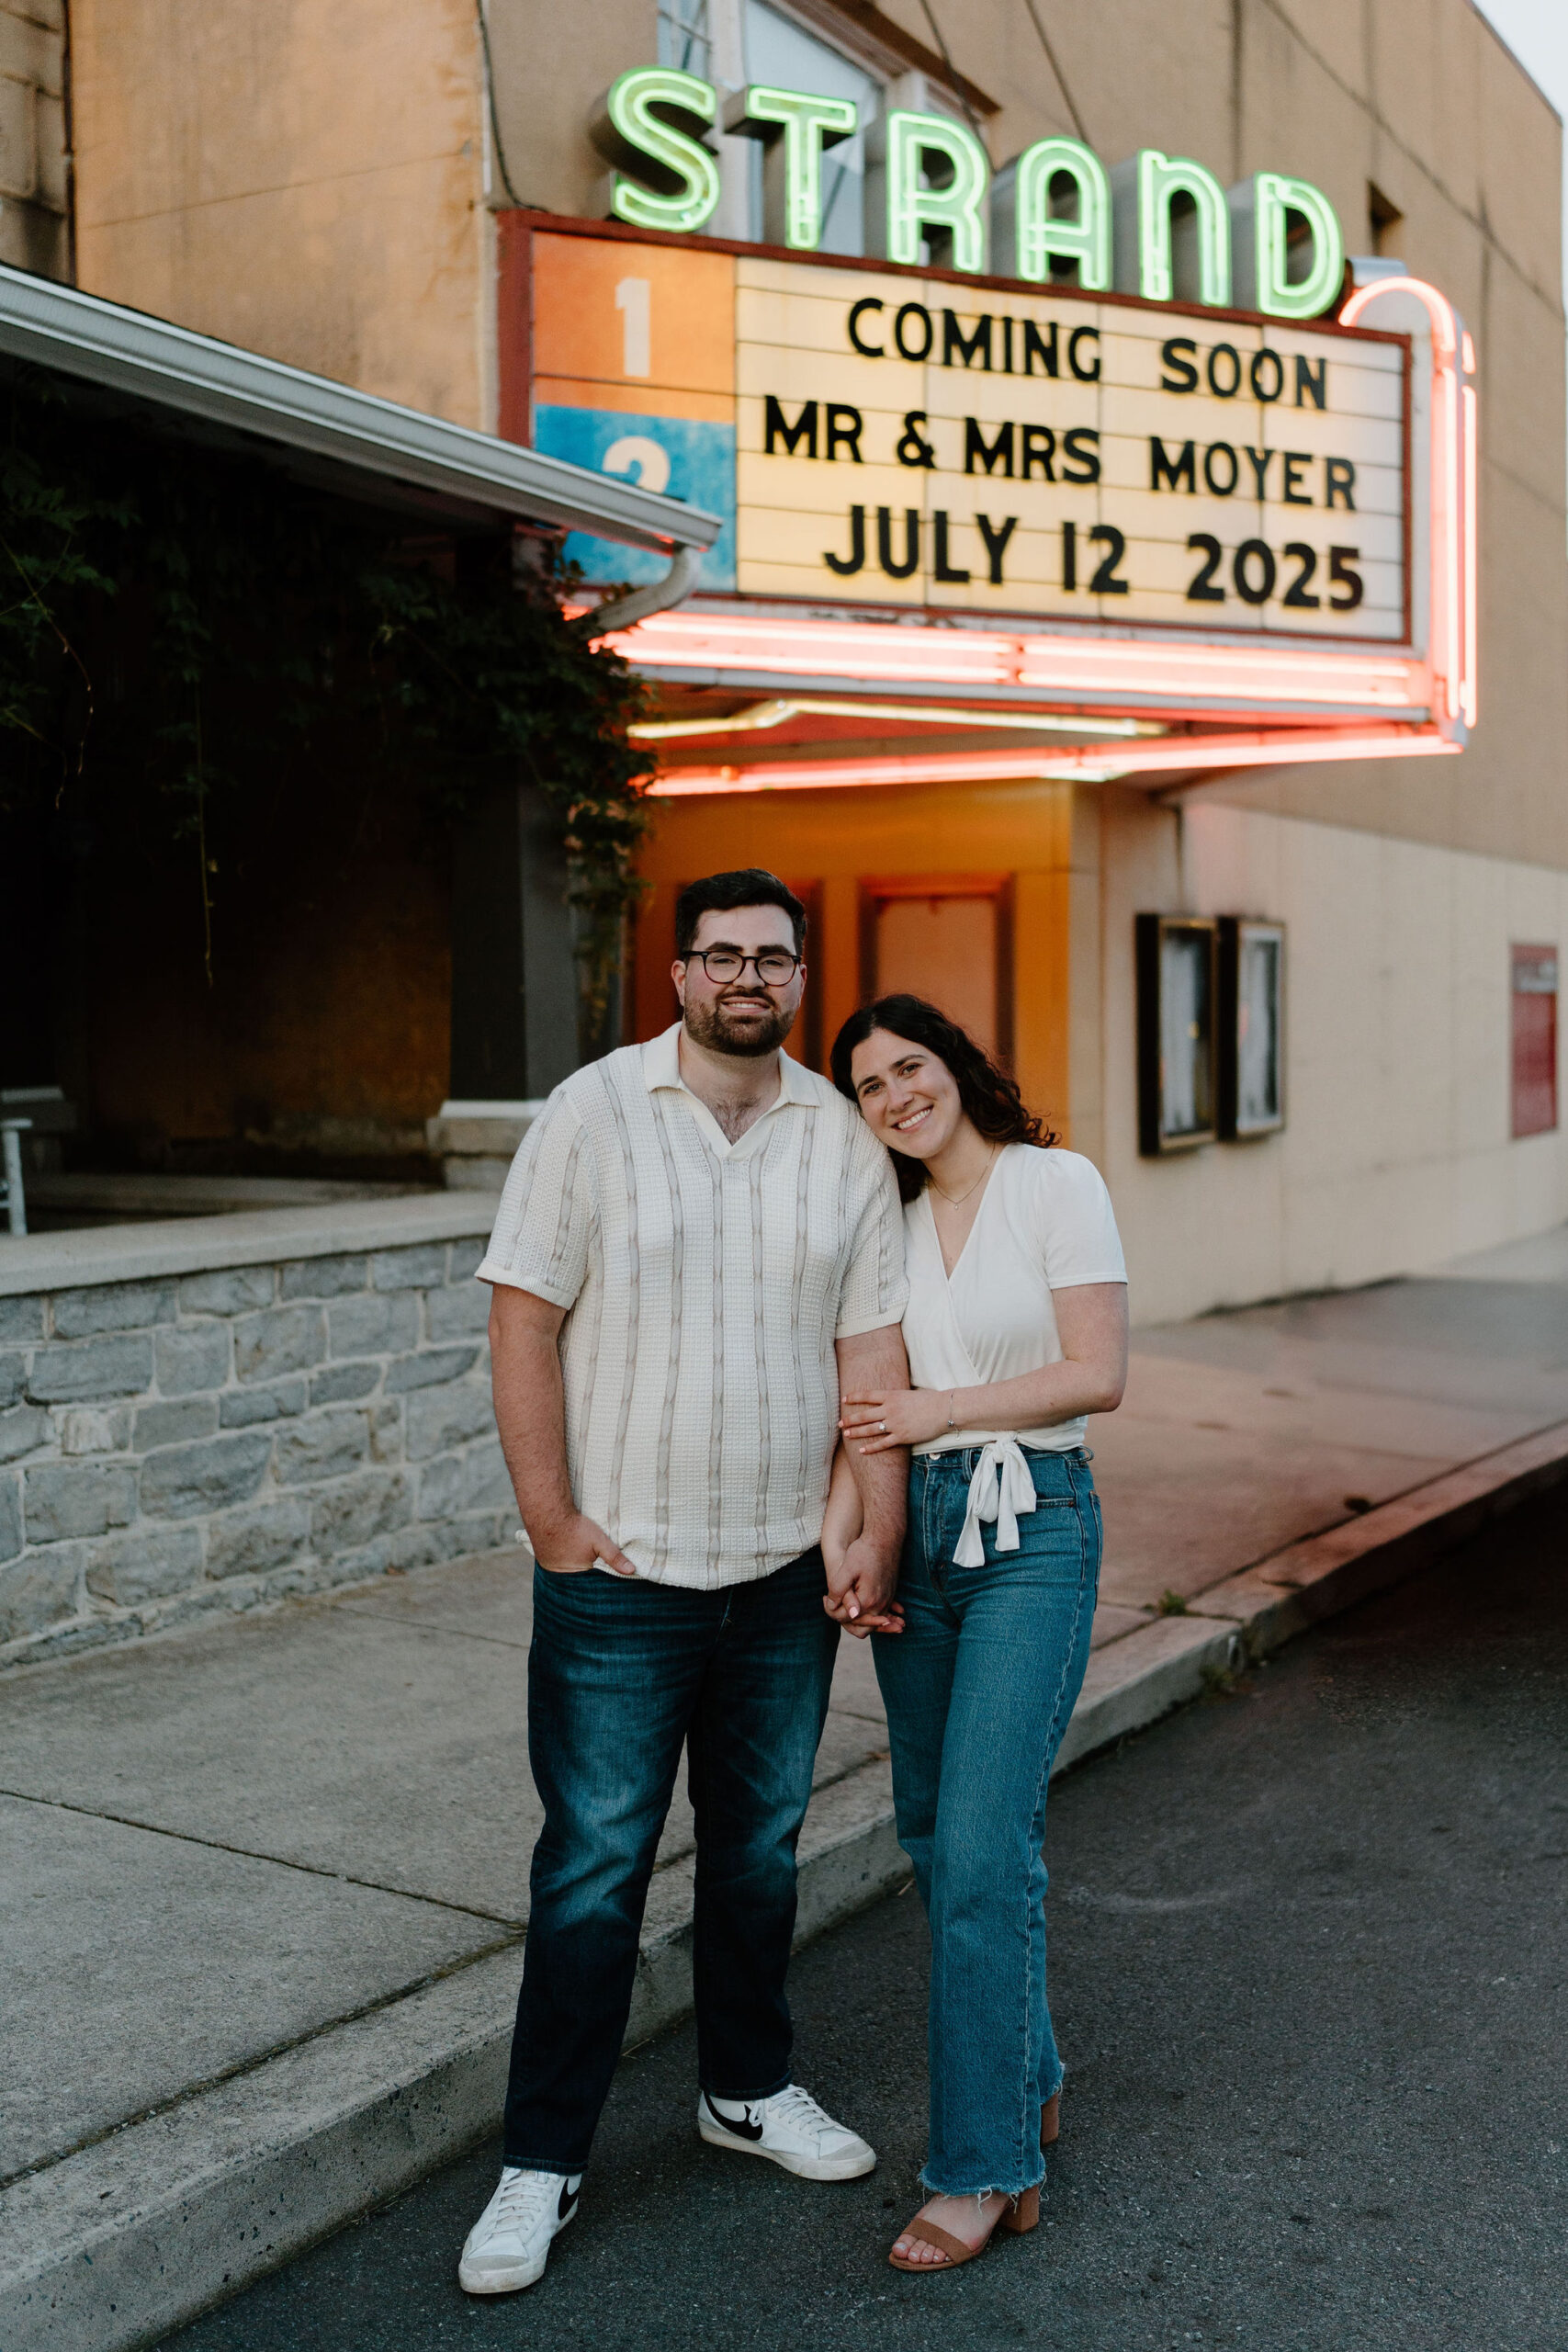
[683,992,795,1058]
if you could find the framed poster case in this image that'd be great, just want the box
[1218,919,1286,1139]
[1136,915,1218,1155]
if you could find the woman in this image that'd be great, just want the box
[824,995,1127,2274]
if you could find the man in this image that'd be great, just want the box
[459,868,909,2297]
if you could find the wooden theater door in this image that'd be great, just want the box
[860,876,1014,1068]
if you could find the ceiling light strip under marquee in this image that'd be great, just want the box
[646,725,1458,797]
[596,608,1426,712]
[627,696,1157,741]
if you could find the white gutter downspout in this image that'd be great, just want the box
[583,542,705,637]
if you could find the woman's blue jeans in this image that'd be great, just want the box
[873,1445,1100,2197]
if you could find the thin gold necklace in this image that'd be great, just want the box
[928,1147,996,1207]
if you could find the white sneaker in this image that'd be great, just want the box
[697,2083,876,2180]
[457,2165,581,2296]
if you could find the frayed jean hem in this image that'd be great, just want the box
[918,2161,1048,2199]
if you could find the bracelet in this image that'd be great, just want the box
[946,1391,958,1430]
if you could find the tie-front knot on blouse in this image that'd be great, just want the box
[953,1437,1041,1566]
[900,1145,1127,1550]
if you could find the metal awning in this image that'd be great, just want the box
[0,264,722,557]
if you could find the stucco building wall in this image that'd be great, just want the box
[69,0,491,426]
[1089,791,1568,1322]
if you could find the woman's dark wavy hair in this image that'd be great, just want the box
[829,995,1058,1203]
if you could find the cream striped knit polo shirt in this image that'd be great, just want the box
[477,1023,908,1589]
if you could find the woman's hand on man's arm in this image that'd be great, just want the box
[839,1283,1129,1453]
[839,1387,953,1452]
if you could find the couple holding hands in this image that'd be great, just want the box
[462,866,1127,2293]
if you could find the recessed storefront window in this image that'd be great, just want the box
[1510,944,1559,1138]
[659,0,714,79]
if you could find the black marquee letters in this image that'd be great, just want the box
[1151,436,1197,493]
[964,418,1014,478]
[942,311,992,369]
[897,412,936,468]
[825,403,863,462]
[1067,326,1100,382]
[932,510,970,582]
[976,514,1018,586]
[1160,337,1200,392]
[1202,442,1238,496]
[807,294,1365,603]
[847,298,885,356]
[824,505,865,574]
[1022,320,1057,377]
[893,302,933,362]
[764,395,817,458]
[1062,428,1101,481]
[877,505,920,578]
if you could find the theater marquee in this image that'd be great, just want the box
[729,259,1403,639]
[502,218,1474,786]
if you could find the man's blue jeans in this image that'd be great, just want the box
[873,1447,1100,2197]
[502,1548,839,2173]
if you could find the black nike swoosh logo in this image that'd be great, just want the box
[705,2091,763,2141]
[558,2179,578,2222]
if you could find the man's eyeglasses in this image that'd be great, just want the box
[682,948,801,987]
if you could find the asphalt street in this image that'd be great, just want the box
[157,1487,1568,2352]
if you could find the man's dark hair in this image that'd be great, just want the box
[674,869,807,958]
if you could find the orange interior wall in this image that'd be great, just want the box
[632,778,1075,1136]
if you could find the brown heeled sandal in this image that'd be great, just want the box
[1042,2092,1060,2148]
[888,2185,1039,2272]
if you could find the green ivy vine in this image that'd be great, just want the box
[0,374,654,1026]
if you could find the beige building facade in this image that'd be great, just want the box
[32,0,1568,1321]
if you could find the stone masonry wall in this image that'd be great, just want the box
[0,1238,509,1668]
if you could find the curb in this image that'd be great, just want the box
[8,1416,1567,2351]
[0,1763,908,2352]
[1056,1415,1568,1774]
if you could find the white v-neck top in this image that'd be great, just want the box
[903,1143,1126,1458]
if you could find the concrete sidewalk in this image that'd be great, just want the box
[6,1228,1568,2350]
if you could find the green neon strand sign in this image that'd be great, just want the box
[603,67,721,234]
[727,85,859,251]
[597,69,1348,320]
[875,111,990,273]
[1233,173,1347,319]
[1112,150,1232,306]
[999,136,1111,288]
